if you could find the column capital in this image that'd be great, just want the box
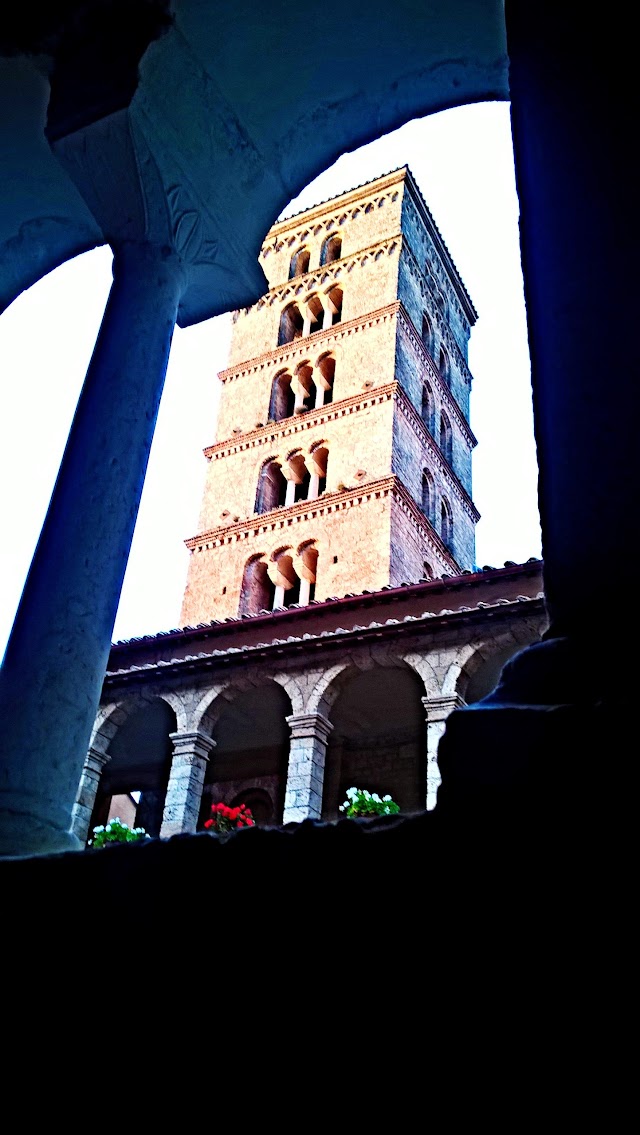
[169,731,216,761]
[85,746,112,774]
[421,694,466,722]
[286,712,333,743]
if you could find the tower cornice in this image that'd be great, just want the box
[262,169,406,243]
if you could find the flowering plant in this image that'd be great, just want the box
[88,817,150,849]
[204,801,255,834]
[339,787,401,819]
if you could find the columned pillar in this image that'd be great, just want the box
[422,695,465,811]
[283,713,333,823]
[70,747,111,846]
[160,731,215,839]
[298,578,311,606]
[439,7,632,808]
[0,242,185,856]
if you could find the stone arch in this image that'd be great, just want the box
[320,656,428,819]
[325,284,343,325]
[197,676,294,828]
[442,629,539,703]
[440,411,453,464]
[315,352,335,404]
[88,693,179,838]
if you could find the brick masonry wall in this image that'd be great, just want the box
[388,493,454,583]
[214,306,398,444]
[180,487,395,624]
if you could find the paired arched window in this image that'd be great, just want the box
[269,370,296,422]
[441,498,454,549]
[421,382,435,435]
[278,302,304,346]
[422,468,435,523]
[309,445,329,497]
[320,233,342,266]
[440,411,453,465]
[255,459,287,513]
[289,247,310,278]
[238,555,275,616]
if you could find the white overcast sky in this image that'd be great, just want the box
[0,101,542,654]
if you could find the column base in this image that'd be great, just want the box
[0,808,82,858]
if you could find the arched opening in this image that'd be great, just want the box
[321,665,426,820]
[326,285,343,326]
[287,451,311,502]
[90,699,176,841]
[278,302,304,345]
[289,246,310,278]
[440,411,453,464]
[306,293,325,334]
[441,496,454,549]
[273,549,300,607]
[298,540,319,604]
[421,381,435,435]
[199,683,293,829]
[422,468,435,523]
[320,233,342,265]
[255,458,287,513]
[316,353,335,406]
[309,444,329,497]
[238,554,275,616]
[269,369,295,421]
[423,561,434,579]
[295,361,317,411]
[462,643,532,706]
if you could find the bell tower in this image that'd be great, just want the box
[180,166,479,624]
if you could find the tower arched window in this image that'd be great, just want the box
[440,412,453,465]
[238,555,275,616]
[289,247,310,279]
[421,313,433,354]
[320,233,342,266]
[269,370,295,422]
[298,541,319,605]
[287,451,311,504]
[441,498,454,550]
[306,294,324,334]
[309,445,329,499]
[326,286,343,326]
[272,550,300,609]
[255,459,287,514]
[316,354,335,407]
[438,346,450,386]
[278,302,304,346]
[421,382,435,435]
[295,362,317,412]
[422,468,435,523]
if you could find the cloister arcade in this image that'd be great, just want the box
[73,604,546,846]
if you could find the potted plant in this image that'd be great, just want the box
[88,817,150,849]
[204,801,255,835]
[338,787,400,819]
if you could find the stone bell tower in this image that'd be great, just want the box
[180,166,479,625]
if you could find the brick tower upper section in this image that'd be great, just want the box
[180,167,480,625]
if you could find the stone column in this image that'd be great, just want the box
[422,695,465,811]
[0,243,185,857]
[283,713,333,823]
[160,731,215,839]
[70,747,111,846]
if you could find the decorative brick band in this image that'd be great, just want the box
[261,172,403,248]
[250,234,400,313]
